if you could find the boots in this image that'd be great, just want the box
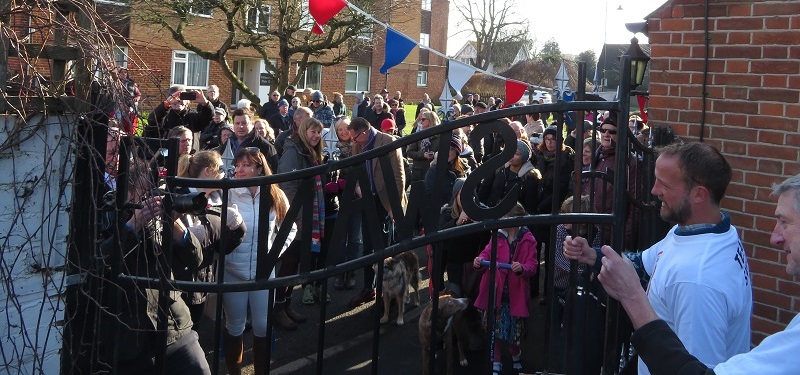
[223,332,243,375]
[252,335,269,375]
[273,301,298,331]
[284,297,307,323]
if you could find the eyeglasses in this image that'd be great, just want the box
[271,94,279,97]
[600,128,618,135]
[313,100,322,104]
[544,137,556,143]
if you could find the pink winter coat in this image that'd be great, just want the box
[474,229,538,318]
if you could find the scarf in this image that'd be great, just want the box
[311,159,325,253]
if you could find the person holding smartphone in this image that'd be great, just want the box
[145,85,213,147]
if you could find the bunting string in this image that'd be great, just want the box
[310,0,551,103]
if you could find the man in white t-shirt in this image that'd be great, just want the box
[595,173,800,375]
[564,142,752,375]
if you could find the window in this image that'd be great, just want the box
[421,0,431,10]
[172,50,209,89]
[96,0,129,6]
[297,63,322,89]
[247,3,271,33]
[189,2,213,17]
[299,0,313,30]
[114,46,128,67]
[345,65,370,93]
[417,71,428,87]
[420,33,430,48]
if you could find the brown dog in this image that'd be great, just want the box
[374,251,420,325]
[418,295,470,375]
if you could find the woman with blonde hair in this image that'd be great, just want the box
[253,118,275,143]
[223,148,295,375]
[275,117,327,326]
[407,110,442,182]
[331,92,346,117]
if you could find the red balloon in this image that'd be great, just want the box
[309,0,347,29]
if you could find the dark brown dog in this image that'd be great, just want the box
[418,295,470,375]
[374,251,420,325]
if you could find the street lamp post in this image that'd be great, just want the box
[621,36,650,90]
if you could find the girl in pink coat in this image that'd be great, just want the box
[473,203,538,375]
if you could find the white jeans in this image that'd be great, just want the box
[222,269,271,337]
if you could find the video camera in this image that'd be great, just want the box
[150,188,208,216]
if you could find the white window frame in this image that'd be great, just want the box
[299,0,313,31]
[114,46,129,68]
[96,0,129,6]
[247,3,271,34]
[420,33,430,48]
[297,62,322,90]
[171,50,210,89]
[345,65,370,93]
[417,71,428,87]
[421,0,431,11]
[189,5,213,17]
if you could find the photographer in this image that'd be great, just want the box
[98,157,210,374]
[146,85,213,143]
[175,151,247,328]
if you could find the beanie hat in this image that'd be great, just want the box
[450,134,464,155]
[516,140,532,161]
[220,124,234,134]
[286,85,296,91]
[601,116,617,127]
[381,118,396,132]
[278,99,289,107]
[214,107,227,116]
[460,104,475,115]
[312,90,324,102]
[543,126,558,140]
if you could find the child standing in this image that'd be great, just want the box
[473,203,538,375]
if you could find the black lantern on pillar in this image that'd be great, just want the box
[622,36,650,89]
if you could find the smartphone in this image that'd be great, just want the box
[179,91,197,100]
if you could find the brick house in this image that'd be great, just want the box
[644,0,800,344]
[112,0,449,113]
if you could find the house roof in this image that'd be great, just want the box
[451,40,529,68]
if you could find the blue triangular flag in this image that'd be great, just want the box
[380,28,418,74]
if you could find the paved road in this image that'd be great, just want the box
[197,246,556,375]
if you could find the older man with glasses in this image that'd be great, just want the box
[345,117,407,308]
[259,90,281,121]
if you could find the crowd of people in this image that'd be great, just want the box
[101,82,691,375]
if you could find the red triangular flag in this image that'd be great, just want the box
[505,79,528,106]
[309,0,347,30]
[637,95,648,123]
[312,23,324,34]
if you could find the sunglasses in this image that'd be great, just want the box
[313,100,322,103]
[600,128,618,135]
[271,94,279,97]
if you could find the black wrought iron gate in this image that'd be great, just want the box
[71,59,671,375]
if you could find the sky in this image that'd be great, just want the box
[446,0,669,57]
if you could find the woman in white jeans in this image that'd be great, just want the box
[223,147,295,375]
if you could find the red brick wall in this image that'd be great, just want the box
[126,0,449,115]
[646,0,800,344]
